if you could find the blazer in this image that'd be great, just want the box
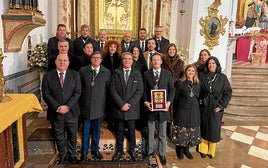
[95,40,106,52]
[42,69,81,121]
[143,51,156,69]
[110,68,144,120]
[143,68,175,123]
[121,40,133,53]
[79,65,111,120]
[132,39,147,52]
[73,36,97,57]
[47,37,74,71]
[154,37,170,54]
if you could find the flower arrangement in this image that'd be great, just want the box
[28,41,48,72]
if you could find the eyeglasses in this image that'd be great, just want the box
[91,57,102,60]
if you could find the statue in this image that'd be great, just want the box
[9,0,40,12]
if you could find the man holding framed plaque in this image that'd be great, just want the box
[143,53,175,166]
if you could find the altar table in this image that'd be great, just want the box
[0,94,42,168]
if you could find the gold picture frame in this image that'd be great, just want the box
[199,0,228,50]
[94,0,139,40]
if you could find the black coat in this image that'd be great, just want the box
[47,37,74,71]
[173,80,201,128]
[200,73,232,142]
[42,69,81,121]
[132,56,148,79]
[73,36,97,56]
[110,68,143,120]
[143,69,175,123]
[154,37,170,54]
[102,52,121,74]
[79,65,111,119]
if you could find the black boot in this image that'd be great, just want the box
[183,147,193,159]
[175,146,184,160]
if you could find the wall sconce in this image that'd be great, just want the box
[179,0,186,16]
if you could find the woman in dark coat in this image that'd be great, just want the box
[130,45,148,79]
[172,64,201,160]
[74,41,94,71]
[198,56,232,159]
[101,40,122,131]
[102,40,122,74]
[193,49,211,80]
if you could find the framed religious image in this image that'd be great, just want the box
[151,89,166,111]
[95,0,139,39]
[199,0,228,50]
[208,17,221,38]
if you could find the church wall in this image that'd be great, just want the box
[0,0,55,96]
[188,0,237,74]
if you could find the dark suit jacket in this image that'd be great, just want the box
[42,69,81,121]
[154,37,170,54]
[95,40,106,52]
[47,37,74,71]
[73,36,97,57]
[121,41,133,53]
[110,68,143,120]
[143,68,175,122]
[132,39,147,52]
[79,65,111,120]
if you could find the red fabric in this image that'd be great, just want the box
[236,36,251,62]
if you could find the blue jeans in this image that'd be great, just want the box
[82,118,101,154]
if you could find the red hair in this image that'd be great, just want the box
[102,40,122,56]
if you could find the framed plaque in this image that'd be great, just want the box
[151,89,166,111]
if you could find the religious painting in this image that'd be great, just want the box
[95,0,139,39]
[199,0,228,49]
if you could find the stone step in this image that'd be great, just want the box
[231,81,268,89]
[230,96,268,102]
[232,89,268,97]
[225,106,268,119]
[231,74,268,80]
[229,98,268,107]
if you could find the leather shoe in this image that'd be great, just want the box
[128,150,138,161]
[207,154,213,159]
[144,152,155,159]
[160,155,167,165]
[176,146,184,160]
[69,156,78,164]
[183,147,193,159]
[91,151,103,160]
[112,151,124,161]
[200,153,207,158]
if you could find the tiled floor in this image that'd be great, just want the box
[27,115,268,168]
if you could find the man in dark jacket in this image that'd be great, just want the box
[42,54,81,164]
[143,52,175,166]
[110,52,143,162]
[47,24,74,71]
[79,51,111,162]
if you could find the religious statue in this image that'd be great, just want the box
[9,0,40,12]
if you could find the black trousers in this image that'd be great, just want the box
[115,119,136,153]
[50,117,78,160]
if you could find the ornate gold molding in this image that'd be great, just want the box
[1,10,46,52]
[199,0,228,50]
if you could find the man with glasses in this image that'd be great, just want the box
[153,25,170,54]
[79,51,111,162]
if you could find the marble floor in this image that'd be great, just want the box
[26,114,268,168]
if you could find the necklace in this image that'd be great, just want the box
[188,84,194,97]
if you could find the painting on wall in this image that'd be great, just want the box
[95,0,139,39]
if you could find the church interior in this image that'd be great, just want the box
[0,0,268,167]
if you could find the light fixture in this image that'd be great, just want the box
[179,0,186,16]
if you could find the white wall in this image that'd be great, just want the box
[189,0,237,73]
[0,0,58,76]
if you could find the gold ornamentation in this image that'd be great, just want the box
[95,0,139,39]
[199,0,228,50]
[0,48,12,103]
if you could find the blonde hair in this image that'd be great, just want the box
[181,64,199,84]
